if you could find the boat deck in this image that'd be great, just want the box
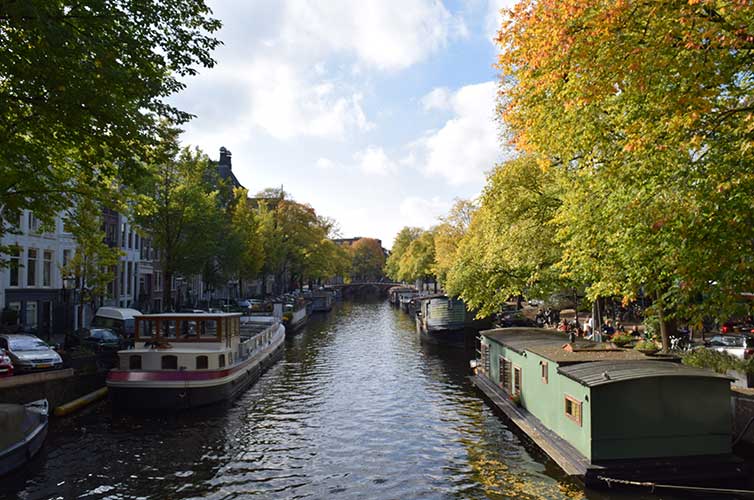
[472,372,592,476]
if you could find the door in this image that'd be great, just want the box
[40,301,52,339]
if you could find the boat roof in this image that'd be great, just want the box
[558,360,732,387]
[481,327,570,353]
[136,312,242,319]
[527,344,648,363]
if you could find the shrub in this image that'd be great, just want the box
[611,333,633,346]
[634,339,660,352]
[682,348,754,374]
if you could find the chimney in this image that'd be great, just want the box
[219,146,232,167]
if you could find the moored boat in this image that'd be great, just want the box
[0,399,48,476]
[283,297,309,332]
[415,294,493,345]
[106,313,284,410]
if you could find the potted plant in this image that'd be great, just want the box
[510,393,522,407]
[610,333,633,348]
[634,339,660,355]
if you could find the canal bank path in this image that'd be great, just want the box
[1,300,695,499]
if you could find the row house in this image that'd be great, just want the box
[0,210,77,339]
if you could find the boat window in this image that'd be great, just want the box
[219,354,226,368]
[513,366,522,395]
[540,361,548,384]
[228,352,233,364]
[202,320,218,339]
[139,320,155,339]
[162,319,177,339]
[181,320,198,339]
[129,355,142,370]
[233,317,240,336]
[196,355,208,369]
[161,355,178,370]
[565,395,582,426]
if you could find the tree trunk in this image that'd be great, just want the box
[655,297,676,353]
[164,270,173,311]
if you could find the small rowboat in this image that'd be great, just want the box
[0,399,48,476]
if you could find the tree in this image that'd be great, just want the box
[433,199,476,286]
[60,196,121,330]
[399,230,436,286]
[350,238,385,282]
[444,156,565,317]
[230,188,265,293]
[0,1,220,256]
[135,127,222,310]
[385,227,423,281]
[497,0,754,349]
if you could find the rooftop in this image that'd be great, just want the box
[481,327,572,353]
[527,344,649,364]
[558,360,732,387]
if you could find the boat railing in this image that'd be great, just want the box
[238,320,281,361]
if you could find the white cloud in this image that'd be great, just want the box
[410,81,503,185]
[316,158,337,169]
[420,87,452,111]
[399,196,452,228]
[485,0,518,45]
[279,0,467,71]
[354,146,397,176]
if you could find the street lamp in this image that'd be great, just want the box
[61,273,76,339]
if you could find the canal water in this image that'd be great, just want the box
[1,300,698,499]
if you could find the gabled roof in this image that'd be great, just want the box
[558,360,732,387]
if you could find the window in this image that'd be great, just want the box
[204,319,218,339]
[218,354,226,368]
[7,302,21,324]
[43,250,52,287]
[63,249,71,267]
[196,356,208,369]
[128,229,133,249]
[127,262,132,295]
[181,320,198,338]
[9,248,19,286]
[512,366,522,396]
[129,355,142,369]
[27,249,37,286]
[565,395,582,426]
[540,361,548,384]
[161,355,178,370]
[27,212,40,233]
[120,264,125,296]
[121,222,126,247]
[499,356,511,391]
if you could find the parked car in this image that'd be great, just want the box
[237,299,252,308]
[706,334,754,359]
[0,349,13,377]
[0,334,63,373]
[91,307,142,338]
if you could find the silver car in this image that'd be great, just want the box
[0,334,64,373]
[707,334,754,360]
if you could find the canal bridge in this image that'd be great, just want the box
[330,282,402,299]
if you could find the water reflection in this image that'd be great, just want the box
[1,300,698,499]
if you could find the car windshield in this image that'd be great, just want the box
[10,338,50,351]
[91,329,118,340]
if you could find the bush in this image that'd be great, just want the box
[611,333,633,346]
[634,339,660,352]
[682,348,754,374]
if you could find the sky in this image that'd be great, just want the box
[170,0,516,248]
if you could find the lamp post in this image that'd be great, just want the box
[62,274,75,340]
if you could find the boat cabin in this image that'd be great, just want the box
[478,328,733,463]
[118,313,276,372]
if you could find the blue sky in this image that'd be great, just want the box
[170,0,514,248]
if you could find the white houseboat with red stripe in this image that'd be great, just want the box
[106,313,285,410]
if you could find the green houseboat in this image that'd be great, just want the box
[473,328,747,489]
[415,294,493,345]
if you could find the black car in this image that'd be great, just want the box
[66,328,129,352]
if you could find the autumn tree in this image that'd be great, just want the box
[385,227,423,281]
[445,156,565,317]
[398,230,437,287]
[497,0,754,349]
[350,238,385,282]
[0,1,220,256]
[229,189,265,294]
[433,199,476,286]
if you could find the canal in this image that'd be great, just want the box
[1,300,695,499]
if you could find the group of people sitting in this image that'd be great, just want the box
[556,316,641,342]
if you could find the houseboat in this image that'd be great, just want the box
[306,290,334,313]
[388,286,415,307]
[0,400,48,476]
[106,313,284,410]
[398,290,419,313]
[472,328,747,488]
[282,297,309,332]
[415,294,493,345]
